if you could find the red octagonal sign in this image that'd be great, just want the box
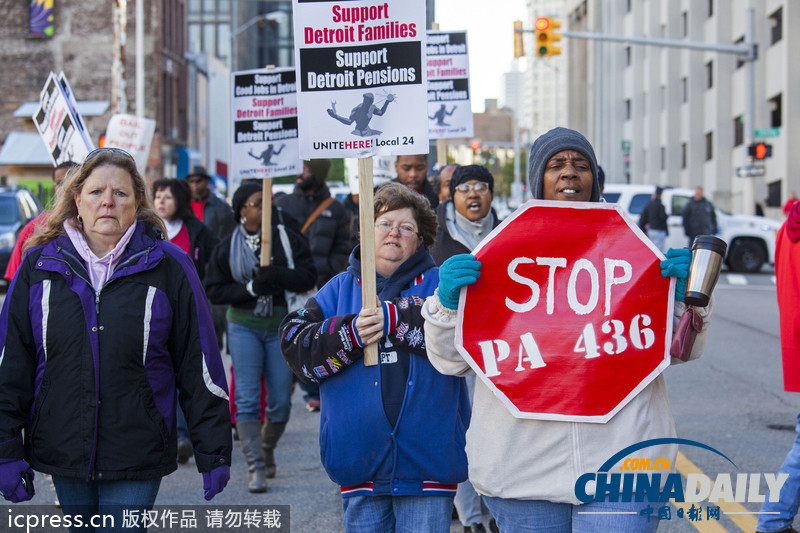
[455,201,675,423]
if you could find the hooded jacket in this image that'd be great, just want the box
[0,221,232,480]
[279,245,469,496]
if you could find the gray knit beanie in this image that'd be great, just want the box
[527,127,600,202]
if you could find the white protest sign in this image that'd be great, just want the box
[426,30,473,139]
[32,72,94,166]
[58,73,95,150]
[230,67,300,195]
[293,0,429,159]
[104,114,156,174]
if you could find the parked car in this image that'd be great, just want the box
[0,186,43,277]
[602,184,781,273]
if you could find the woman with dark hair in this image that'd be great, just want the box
[153,178,218,281]
[205,182,316,494]
[279,182,470,532]
[0,148,231,528]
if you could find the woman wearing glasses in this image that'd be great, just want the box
[204,182,316,494]
[0,148,232,527]
[279,182,470,532]
[430,165,499,268]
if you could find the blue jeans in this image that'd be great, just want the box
[52,476,161,533]
[757,411,800,532]
[483,497,659,533]
[227,321,293,424]
[342,495,454,533]
[454,374,486,527]
[646,229,667,253]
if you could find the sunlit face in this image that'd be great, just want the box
[374,207,421,277]
[154,187,177,221]
[74,165,139,251]
[542,150,594,202]
[453,179,492,222]
[187,175,210,200]
[395,155,428,193]
[53,167,70,192]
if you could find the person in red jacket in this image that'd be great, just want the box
[757,201,800,533]
[4,161,79,281]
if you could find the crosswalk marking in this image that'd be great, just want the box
[726,274,748,285]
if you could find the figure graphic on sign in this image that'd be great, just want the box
[429,104,456,126]
[248,143,285,166]
[326,91,395,136]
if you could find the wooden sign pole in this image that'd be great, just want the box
[260,178,272,266]
[358,157,378,366]
[436,139,447,171]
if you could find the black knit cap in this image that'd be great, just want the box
[231,182,263,223]
[527,127,599,202]
[449,164,494,198]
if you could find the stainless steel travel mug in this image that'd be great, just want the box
[684,235,727,307]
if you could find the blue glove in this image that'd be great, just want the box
[438,254,482,310]
[0,459,34,503]
[203,465,230,501]
[660,248,691,302]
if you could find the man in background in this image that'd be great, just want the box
[682,186,717,247]
[393,154,438,208]
[638,186,669,253]
[5,161,79,281]
[186,165,235,240]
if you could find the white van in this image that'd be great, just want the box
[602,184,782,273]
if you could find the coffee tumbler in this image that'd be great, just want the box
[684,235,727,307]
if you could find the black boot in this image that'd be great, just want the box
[237,421,267,493]
[261,420,287,479]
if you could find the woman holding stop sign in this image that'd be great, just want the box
[423,128,715,532]
[279,182,470,532]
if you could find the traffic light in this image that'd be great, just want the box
[534,17,561,57]
[748,142,772,160]
[470,140,481,153]
[513,20,525,58]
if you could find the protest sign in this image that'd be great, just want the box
[230,67,299,195]
[32,72,94,165]
[455,201,675,423]
[426,30,473,139]
[104,114,156,174]
[293,0,429,159]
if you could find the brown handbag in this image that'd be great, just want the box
[670,306,703,361]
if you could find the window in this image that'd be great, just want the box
[625,46,631,66]
[681,143,687,169]
[682,12,688,37]
[660,147,666,171]
[708,0,713,17]
[630,195,652,215]
[625,99,631,120]
[706,61,713,89]
[735,36,746,70]
[672,195,691,217]
[770,7,783,45]
[705,132,713,161]
[733,115,744,146]
[769,93,782,128]
[767,180,782,208]
[626,0,632,13]
[682,77,688,103]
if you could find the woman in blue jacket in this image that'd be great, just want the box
[280,182,470,533]
[0,148,232,530]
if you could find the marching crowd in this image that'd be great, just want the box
[10,125,800,533]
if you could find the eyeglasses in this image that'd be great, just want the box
[243,200,263,208]
[375,221,419,238]
[454,182,490,194]
[84,147,135,164]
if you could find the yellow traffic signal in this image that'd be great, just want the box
[534,17,561,57]
[513,20,525,58]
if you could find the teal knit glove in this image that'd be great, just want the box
[438,254,482,310]
[660,248,691,302]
